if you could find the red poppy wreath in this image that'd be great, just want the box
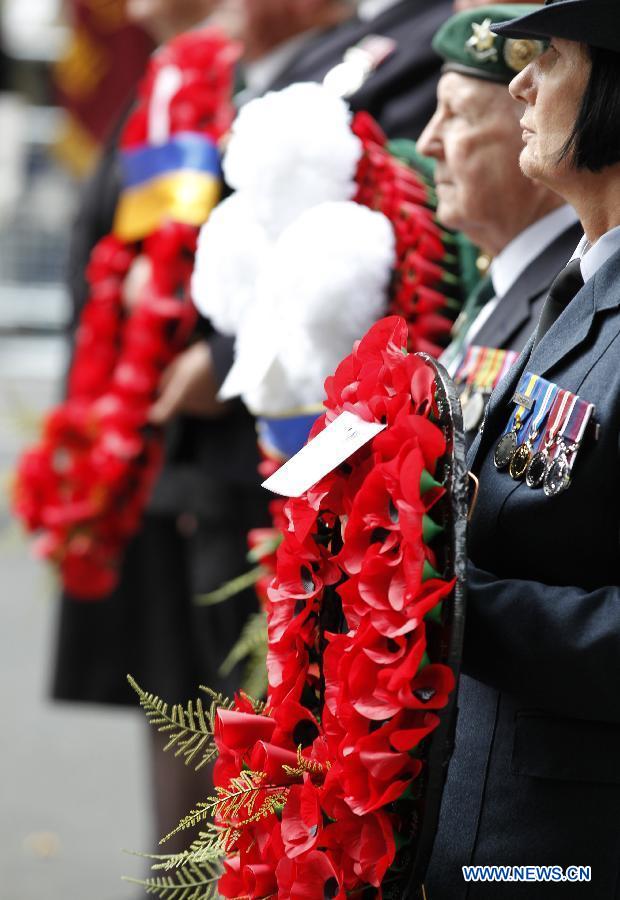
[129,315,467,899]
[12,29,239,598]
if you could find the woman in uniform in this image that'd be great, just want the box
[425,2,620,897]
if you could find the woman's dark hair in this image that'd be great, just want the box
[560,45,620,172]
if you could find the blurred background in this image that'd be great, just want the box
[0,1,152,896]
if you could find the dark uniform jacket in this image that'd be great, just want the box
[268,0,452,140]
[426,246,620,898]
[472,221,583,354]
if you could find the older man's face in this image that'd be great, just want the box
[418,72,527,251]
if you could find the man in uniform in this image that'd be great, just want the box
[417,4,582,440]
[260,0,453,140]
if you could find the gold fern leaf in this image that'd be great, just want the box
[160,800,218,845]
[127,676,236,772]
[152,826,233,871]
[123,860,220,899]
[213,770,266,822]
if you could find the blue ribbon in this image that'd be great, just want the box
[120,132,221,189]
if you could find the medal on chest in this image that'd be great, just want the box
[524,388,572,489]
[543,394,595,497]
[508,379,559,480]
[491,376,596,494]
[494,372,540,470]
[456,345,518,434]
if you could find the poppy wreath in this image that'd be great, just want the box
[131,315,464,899]
[12,29,239,599]
[197,100,469,693]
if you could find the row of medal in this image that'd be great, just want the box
[493,370,595,497]
[456,345,519,433]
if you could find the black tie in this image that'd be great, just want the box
[532,258,584,349]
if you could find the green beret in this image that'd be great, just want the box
[433,4,548,84]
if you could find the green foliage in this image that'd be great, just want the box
[123,860,221,899]
[195,565,268,606]
[219,610,268,698]
[152,825,230,871]
[246,531,282,563]
[127,676,235,772]
[160,800,218,846]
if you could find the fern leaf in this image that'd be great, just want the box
[127,676,235,772]
[241,646,269,699]
[123,860,220,899]
[160,800,217,845]
[219,611,268,677]
[198,685,268,716]
[150,825,231,871]
[196,565,268,606]
[214,770,266,821]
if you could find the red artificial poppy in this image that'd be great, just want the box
[277,849,343,900]
[281,777,323,858]
[322,801,396,889]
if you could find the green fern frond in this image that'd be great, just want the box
[127,676,236,772]
[153,826,234,871]
[219,611,268,677]
[195,565,268,606]
[160,770,286,847]
[241,647,269,699]
[160,800,218,845]
[213,770,266,821]
[198,685,267,716]
[123,860,220,899]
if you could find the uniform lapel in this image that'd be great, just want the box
[529,245,620,378]
[473,222,582,349]
[527,276,595,377]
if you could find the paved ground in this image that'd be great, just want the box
[0,336,150,900]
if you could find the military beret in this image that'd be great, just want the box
[433,4,547,84]
[492,0,620,54]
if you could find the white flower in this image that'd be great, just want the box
[191,192,270,335]
[224,201,396,415]
[222,83,362,237]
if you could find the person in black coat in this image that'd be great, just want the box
[267,0,453,139]
[50,0,269,856]
[425,2,620,896]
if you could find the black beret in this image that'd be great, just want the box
[492,0,620,54]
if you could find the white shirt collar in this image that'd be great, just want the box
[489,204,579,299]
[571,224,620,283]
[241,31,319,97]
[357,0,401,22]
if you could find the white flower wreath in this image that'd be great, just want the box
[191,82,396,415]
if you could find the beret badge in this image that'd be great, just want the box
[466,18,499,62]
[504,37,546,72]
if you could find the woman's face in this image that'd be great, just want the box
[509,38,591,187]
